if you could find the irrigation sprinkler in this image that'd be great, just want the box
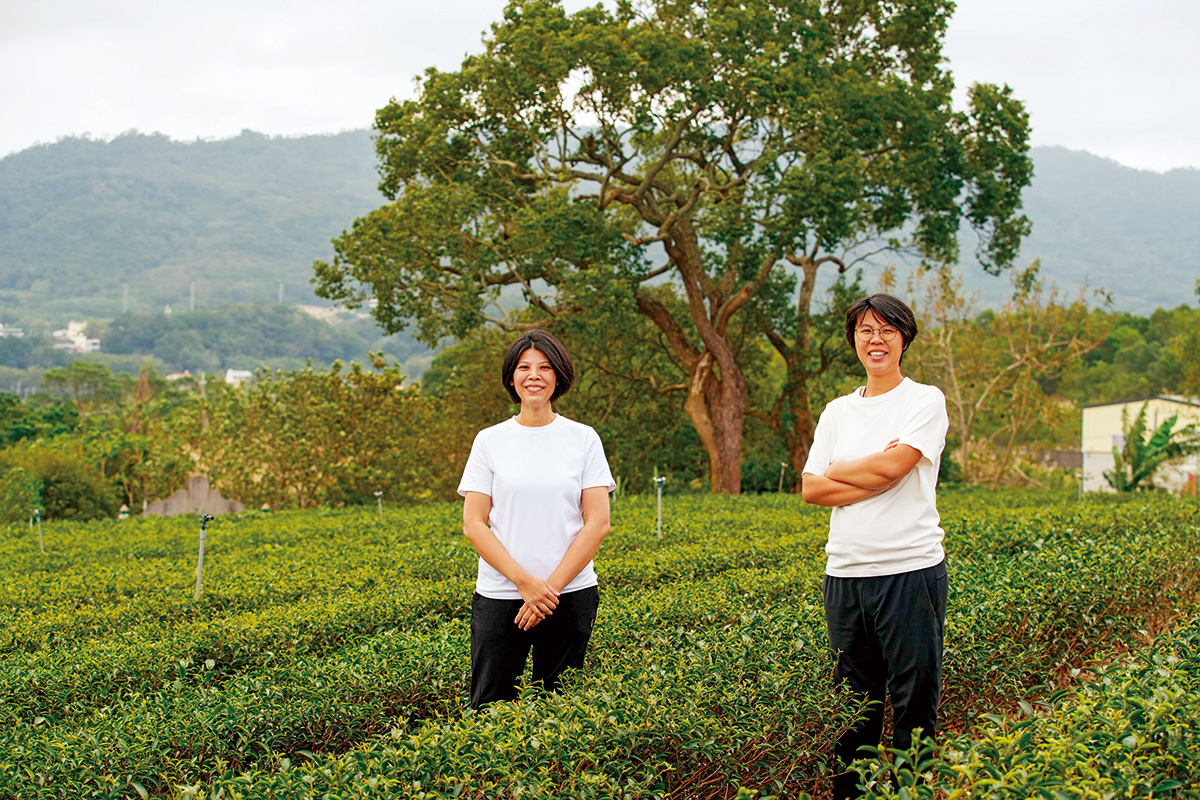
[654,475,666,541]
[778,461,788,493]
[195,514,214,600]
[374,490,384,521]
[32,508,43,554]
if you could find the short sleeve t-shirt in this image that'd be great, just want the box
[457,414,616,599]
[803,377,949,578]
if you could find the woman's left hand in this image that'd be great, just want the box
[514,601,547,631]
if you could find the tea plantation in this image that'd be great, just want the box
[1,490,1197,798]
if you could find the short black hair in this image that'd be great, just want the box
[500,329,575,404]
[845,294,919,357]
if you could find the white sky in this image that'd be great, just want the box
[2,0,1197,172]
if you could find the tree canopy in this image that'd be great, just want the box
[315,0,1032,492]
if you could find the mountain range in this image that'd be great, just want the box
[0,130,1195,327]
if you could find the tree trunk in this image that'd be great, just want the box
[635,288,747,494]
[668,339,748,494]
[705,358,747,495]
[761,255,831,492]
[783,371,817,493]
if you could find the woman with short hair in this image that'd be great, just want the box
[801,293,950,799]
[457,329,615,709]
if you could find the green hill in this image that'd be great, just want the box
[0,133,1195,323]
[963,147,1200,312]
[0,129,382,323]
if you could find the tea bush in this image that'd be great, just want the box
[854,614,1200,799]
[0,489,1197,798]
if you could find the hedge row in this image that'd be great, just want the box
[0,490,1196,798]
[856,613,1200,799]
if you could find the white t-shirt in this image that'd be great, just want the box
[457,414,616,599]
[803,377,949,578]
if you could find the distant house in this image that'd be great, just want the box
[225,369,253,387]
[1081,395,1200,494]
[51,320,100,353]
[0,325,24,338]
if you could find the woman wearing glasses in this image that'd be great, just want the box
[801,294,949,800]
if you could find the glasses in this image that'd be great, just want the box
[855,325,899,341]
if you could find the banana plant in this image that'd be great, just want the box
[1105,402,1200,492]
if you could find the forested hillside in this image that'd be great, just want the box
[0,132,1195,324]
[0,130,380,322]
[968,146,1200,312]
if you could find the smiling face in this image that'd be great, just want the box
[853,309,906,384]
[511,347,558,410]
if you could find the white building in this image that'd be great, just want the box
[1081,396,1200,494]
[224,369,253,387]
[51,321,101,353]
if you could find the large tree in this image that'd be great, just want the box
[315,0,1032,492]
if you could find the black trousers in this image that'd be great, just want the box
[470,585,600,709]
[823,561,948,799]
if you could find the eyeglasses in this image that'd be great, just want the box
[855,325,900,341]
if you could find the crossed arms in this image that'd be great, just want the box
[802,439,924,508]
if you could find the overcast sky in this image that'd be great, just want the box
[2,0,1196,172]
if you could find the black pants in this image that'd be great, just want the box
[470,586,600,709]
[823,561,948,799]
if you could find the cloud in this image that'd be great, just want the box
[2,0,1197,171]
[943,0,1200,172]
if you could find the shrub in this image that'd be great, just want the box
[0,465,41,523]
[0,443,118,520]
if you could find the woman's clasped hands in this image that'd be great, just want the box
[515,575,560,631]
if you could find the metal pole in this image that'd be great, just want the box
[33,508,43,554]
[654,476,666,541]
[195,514,213,600]
[1079,451,1087,501]
[374,491,383,521]
[778,461,787,493]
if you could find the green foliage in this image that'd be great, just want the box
[0,491,1197,798]
[1105,402,1200,492]
[855,616,1200,798]
[0,392,78,444]
[314,0,1032,493]
[0,335,69,370]
[1061,304,1200,402]
[0,466,41,523]
[41,359,133,411]
[0,363,196,513]
[907,264,1108,486]
[190,358,470,509]
[0,443,119,520]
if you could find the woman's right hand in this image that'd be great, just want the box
[514,576,560,631]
